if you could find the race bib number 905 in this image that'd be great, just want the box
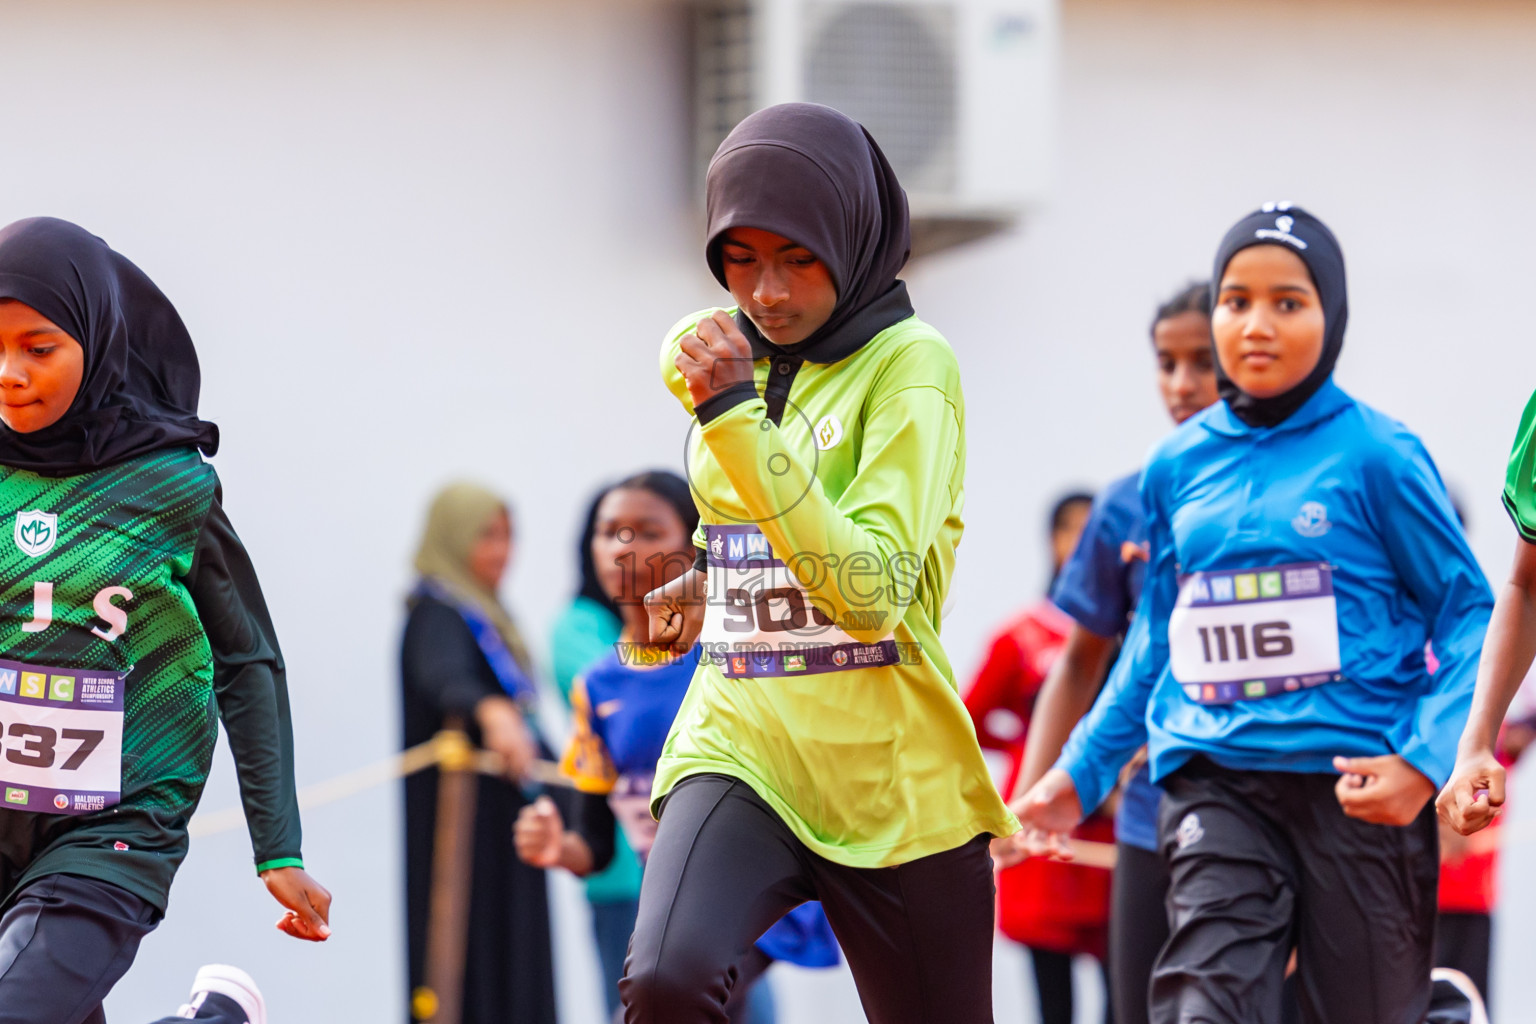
[699,525,899,678]
[1167,562,1342,705]
[0,658,123,814]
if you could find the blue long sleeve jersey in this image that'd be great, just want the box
[1056,381,1493,817]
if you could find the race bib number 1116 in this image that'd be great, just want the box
[1168,562,1342,705]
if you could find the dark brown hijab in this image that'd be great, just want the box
[705,103,914,363]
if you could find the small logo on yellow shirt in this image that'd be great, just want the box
[814,414,844,450]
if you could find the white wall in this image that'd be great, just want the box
[0,0,1533,1021]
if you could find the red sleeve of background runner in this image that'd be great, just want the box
[963,626,1029,754]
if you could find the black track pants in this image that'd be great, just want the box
[621,774,996,1024]
[1151,758,1438,1024]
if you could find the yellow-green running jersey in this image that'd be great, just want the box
[1506,389,1536,544]
[653,309,1018,868]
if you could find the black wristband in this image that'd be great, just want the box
[693,545,708,573]
[695,381,760,425]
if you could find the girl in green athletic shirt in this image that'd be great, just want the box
[1439,389,1536,835]
[624,103,1016,1024]
[0,217,328,1024]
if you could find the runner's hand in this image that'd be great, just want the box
[1333,754,1435,826]
[675,310,755,411]
[995,768,1083,868]
[1435,747,1505,835]
[476,695,535,782]
[261,866,332,942]
[645,568,707,655]
[514,796,566,869]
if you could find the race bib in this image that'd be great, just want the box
[0,658,124,814]
[610,773,659,862]
[1168,562,1342,705]
[699,525,898,678]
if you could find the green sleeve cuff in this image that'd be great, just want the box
[256,857,305,874]
[1505,490,1536,545]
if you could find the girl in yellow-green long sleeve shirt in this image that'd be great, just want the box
[622,102,1016,1024]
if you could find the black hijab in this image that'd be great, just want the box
[705,103,915,364]
[0,217,218,475]
[1211,204,1348,428]
[575,484,622,618]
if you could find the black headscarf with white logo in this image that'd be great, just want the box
[0,217,218,475]
[1211,204,1348,428]
[704,103,915,363]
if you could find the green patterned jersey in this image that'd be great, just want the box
[0,448,302,910]
[1505,389,1536,544]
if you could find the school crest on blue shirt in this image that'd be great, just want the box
[1291,501,1331,538]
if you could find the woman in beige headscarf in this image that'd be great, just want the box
[400,482,556,1024]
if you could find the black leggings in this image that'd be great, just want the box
[1434,913,1491,1014]
[1029,947,1113,1024]
[0,873,245,1024]
[1109,842,1169,1024]
[621,774,996,1024]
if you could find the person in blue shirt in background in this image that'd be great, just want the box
[1005,205,1492,1024]
[997,280,1219,1024]
[516,470,838,1023]
[549,486,644,1020]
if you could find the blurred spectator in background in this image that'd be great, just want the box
[549,485,645,1019]
[965,492,1115,1024]
[401,483,556,1024]
[518,470,836,1022]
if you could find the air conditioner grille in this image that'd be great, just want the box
[803,3,958,195]
[694,0,757,179]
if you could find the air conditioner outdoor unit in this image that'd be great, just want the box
[693,0,1057,256]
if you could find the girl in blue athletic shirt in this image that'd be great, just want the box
[1008,205,1492,1024]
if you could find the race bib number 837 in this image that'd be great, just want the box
[0,658,123,814]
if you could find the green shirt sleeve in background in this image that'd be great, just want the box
[1504,389,1536,544]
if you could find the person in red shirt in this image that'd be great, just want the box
[966,492,1114,1024]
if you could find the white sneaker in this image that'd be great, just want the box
[174,964,267,1024]
[1429,967,1489,1024]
